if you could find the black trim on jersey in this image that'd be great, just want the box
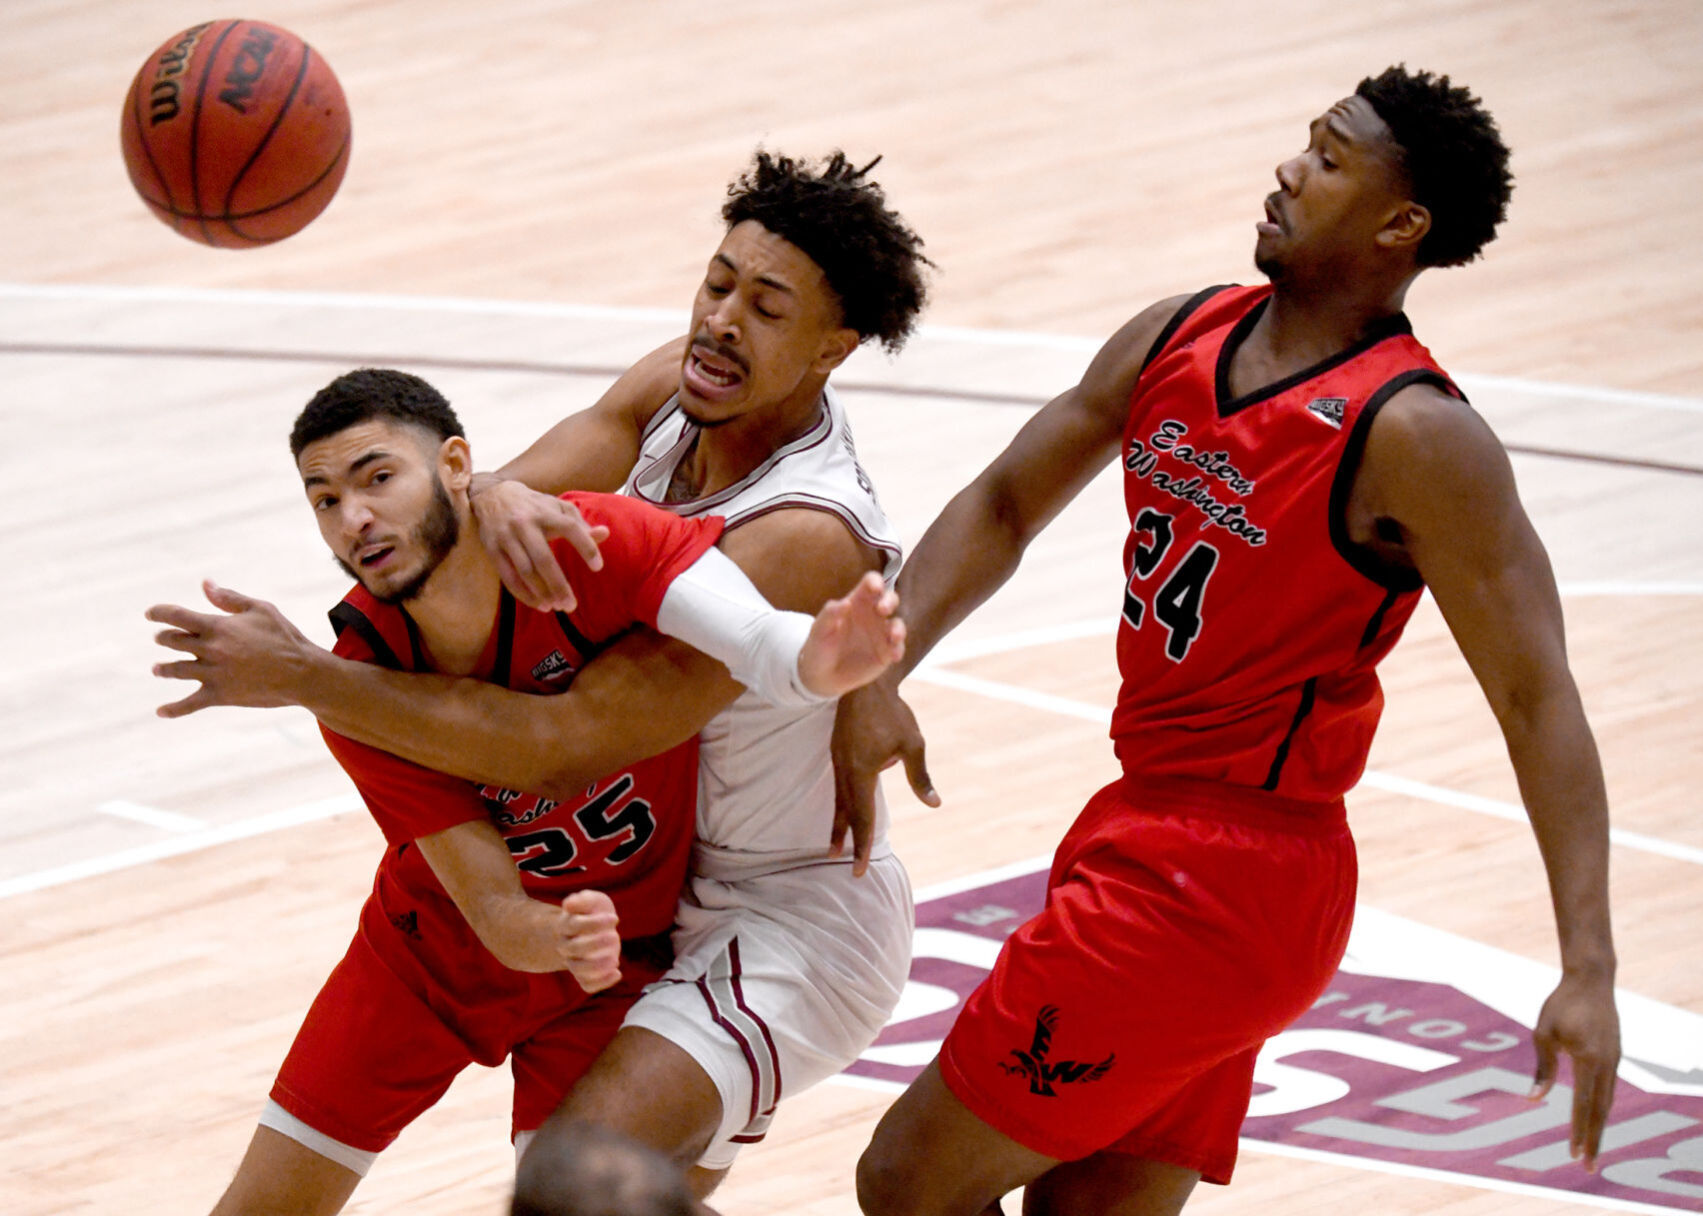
[1327,368,1460,592]
[1215,298,1414,419]
[492,590,518,687]
[399,611,429,670]
[552,608,601,665]
[1137,285,1235,383]
[327,601,406,671]
[1359,587,1401,650]
[1263,676,1318,792]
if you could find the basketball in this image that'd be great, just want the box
[120,20,351,248]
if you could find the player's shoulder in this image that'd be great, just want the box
[557,489,719,568]
[327,585,403,664]
[1082,286,1238,400]
[603,338,690,430]
[1362,379,1510,515]
[1371,379,1492,460]
[719,505,882,607]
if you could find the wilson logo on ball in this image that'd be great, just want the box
[145,22,213,126]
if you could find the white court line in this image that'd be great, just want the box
[1233,1138,1688,1216]
[5,282,1702,415]
[94,799,206,833]
[1457,370,1703,417]
[0,281,690,327]
[0,795,360,900]
[905,664,1703,869]
[929,584,1703,670]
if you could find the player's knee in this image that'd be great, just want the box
[856,1131,925,1216]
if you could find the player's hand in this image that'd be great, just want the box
[1529,970,1620,1171]
[830,674,938,876]
[556,889,622,994]
[146,581,319,716]
[797,572,906,699]
[469,475,609,613]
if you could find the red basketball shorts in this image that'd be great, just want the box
[938,774,1356,1184]
[270,882,669,1154]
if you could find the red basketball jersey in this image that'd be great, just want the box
[1110,284,1460,803]
[325,491,724,939]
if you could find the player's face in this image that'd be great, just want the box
[298,419,464,604]
[1255,94,1414,280]
[679,220,861,425]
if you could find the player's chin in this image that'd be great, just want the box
[677,395,746,430]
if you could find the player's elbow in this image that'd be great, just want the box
[1484,668,1582,748]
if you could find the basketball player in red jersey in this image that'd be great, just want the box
[149,154,930,1199]
[837,67,1620,1215]
[148,368,902,1216]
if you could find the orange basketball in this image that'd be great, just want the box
[120,19,351,248]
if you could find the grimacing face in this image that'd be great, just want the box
[678,219,859,426]
[298,418,462,604]
[1254,94,1414,282]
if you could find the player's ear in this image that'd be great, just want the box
[813,324,862,375]
[1377,201,1430,254]
[438,435,473,492]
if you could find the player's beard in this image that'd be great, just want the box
[336,475,461,604]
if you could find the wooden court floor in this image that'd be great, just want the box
[2,2,1700,1213]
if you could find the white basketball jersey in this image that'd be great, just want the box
[620,385,903,862]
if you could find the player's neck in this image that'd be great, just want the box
[399,538,503,677]
[1250,274,1415,377]
[673,384,826,501]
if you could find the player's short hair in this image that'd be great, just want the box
[723,150,931,352]
[290,368,465,458]
[511,1123,694,1216]
[1356,65,1513,268]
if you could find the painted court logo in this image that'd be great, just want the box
[1000,1005,1115,1096]
[845,862,1703,1210]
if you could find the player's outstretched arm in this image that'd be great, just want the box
[655,548,904,707]
[1363,383,1620,1170]
[414,818,621,991]
[147,506,893,802]
[829,295,1192,868]
[148,578,745,796]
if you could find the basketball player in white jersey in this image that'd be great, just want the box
[153,150,933,1195]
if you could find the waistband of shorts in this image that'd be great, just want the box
[1114,772,1348,836]
[691,838,895,883]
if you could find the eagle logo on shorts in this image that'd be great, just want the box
[1000,1004,1115,1096]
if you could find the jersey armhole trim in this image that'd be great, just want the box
[328,601,405,671]
[1136,284,1235,383]
[492,590,518,686]
[1327,368,1451,592]
[722,497,904,577]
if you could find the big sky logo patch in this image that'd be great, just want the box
[842,860,1703,1211]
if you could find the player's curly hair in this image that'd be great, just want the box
[290,367,464,458]
[1356,66,1513,268]
[723,150,931,352]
